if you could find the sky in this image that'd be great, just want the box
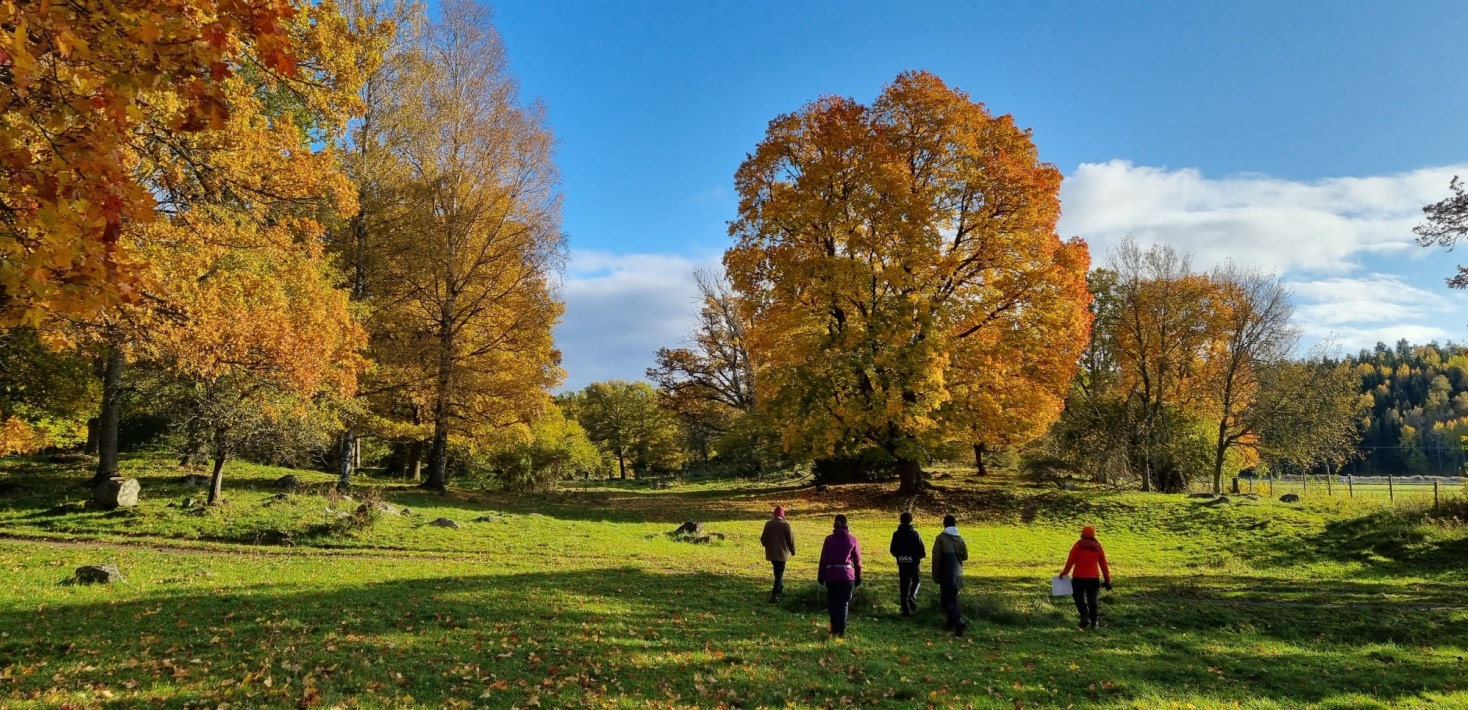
[479,0,1468,389]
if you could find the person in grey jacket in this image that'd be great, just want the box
[931,514,969,636]
[760,505,795,602]
[889,511,925,615]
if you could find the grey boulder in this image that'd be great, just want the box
[91,477,140,509]
[74,564,125,584]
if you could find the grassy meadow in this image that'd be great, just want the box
[1,455,1466,709]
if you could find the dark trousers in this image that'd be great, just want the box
[1072,577,1101,625]
[939,584,963,629]
[826,580,854,634]
[897,563,922,611]
[770,560,786,596]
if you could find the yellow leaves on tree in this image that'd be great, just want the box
[725,71,1092,494]
[0,0,323,327]
[0,415,45,456]
[341,0,565,491]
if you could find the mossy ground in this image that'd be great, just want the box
[1,455,1465,708]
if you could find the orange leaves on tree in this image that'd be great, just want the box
[725,71,1092,492]
[0,0,376,327]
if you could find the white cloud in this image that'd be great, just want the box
[1287,274,1466,350]
[555,250,717,390]
[1058,160,1468,273]
[1059,160,1468,351]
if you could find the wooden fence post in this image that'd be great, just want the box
[1348,477,1353,498]
[1389,475,1394,501]
[1435,479,1441,511]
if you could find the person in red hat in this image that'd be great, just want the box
[760,505,795,602]
[1059,525,1112,629]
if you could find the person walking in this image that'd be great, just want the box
[816,514,862,638]
[931,514,969,636]
[760,505,795,602]
[889,511,925,616]
[1058,525,1112,630]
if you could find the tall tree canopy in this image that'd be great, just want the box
[725,71,1092,494]
[0,0,366,327]
[339,0,565,492]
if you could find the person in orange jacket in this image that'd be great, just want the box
[1058,525,1112,630]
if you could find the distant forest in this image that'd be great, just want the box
[1347,339,1468,476]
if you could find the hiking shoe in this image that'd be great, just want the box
[955,622,967,637]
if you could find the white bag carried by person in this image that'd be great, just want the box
[1050,575,1072,597]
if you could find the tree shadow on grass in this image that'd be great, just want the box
[1,562,1464,709]
[1242,508,1468,580]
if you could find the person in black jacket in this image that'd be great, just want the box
[889,511,925,616]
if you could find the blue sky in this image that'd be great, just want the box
[481,1,1468,388]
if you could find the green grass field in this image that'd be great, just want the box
[2,455,1466,709]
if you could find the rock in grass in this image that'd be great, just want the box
[1279,493,1300,503]
[358,501,401,516]
[272,475,301,490]
[1205,495,1231,506]
[256,529,293,545]
[472,514,496,522]
[74,564,124,584]
[401,508,413,516]
[1188,492,1217,499]
[91,477,140,509]
[429,517,461,529]
[179,474,209,487]
[672,521,703,537]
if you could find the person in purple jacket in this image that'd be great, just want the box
[816,514,863,638]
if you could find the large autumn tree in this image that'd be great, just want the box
[345,0,564,492]
[725,71,1092,494]
[60,0,381,487]
[0,0,315,327]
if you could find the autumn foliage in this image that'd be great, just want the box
[0,0,338,326]
[725,71,1092,493]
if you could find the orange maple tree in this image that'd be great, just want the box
[725,71,1092,494]
[0,0,312,327]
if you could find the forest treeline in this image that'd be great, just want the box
[5,0,1468,496]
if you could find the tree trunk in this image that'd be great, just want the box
[90,345,124,487]
[422,316,455,493]
[207,453,226,506]
[896,456,925,495]
[84,418,99,455]
[616,446,626,480]
[207,426,228,505]
[1210,432,1228,495]
[973,442,988,476]
[336,430,355,491]
[407,440,424,482]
